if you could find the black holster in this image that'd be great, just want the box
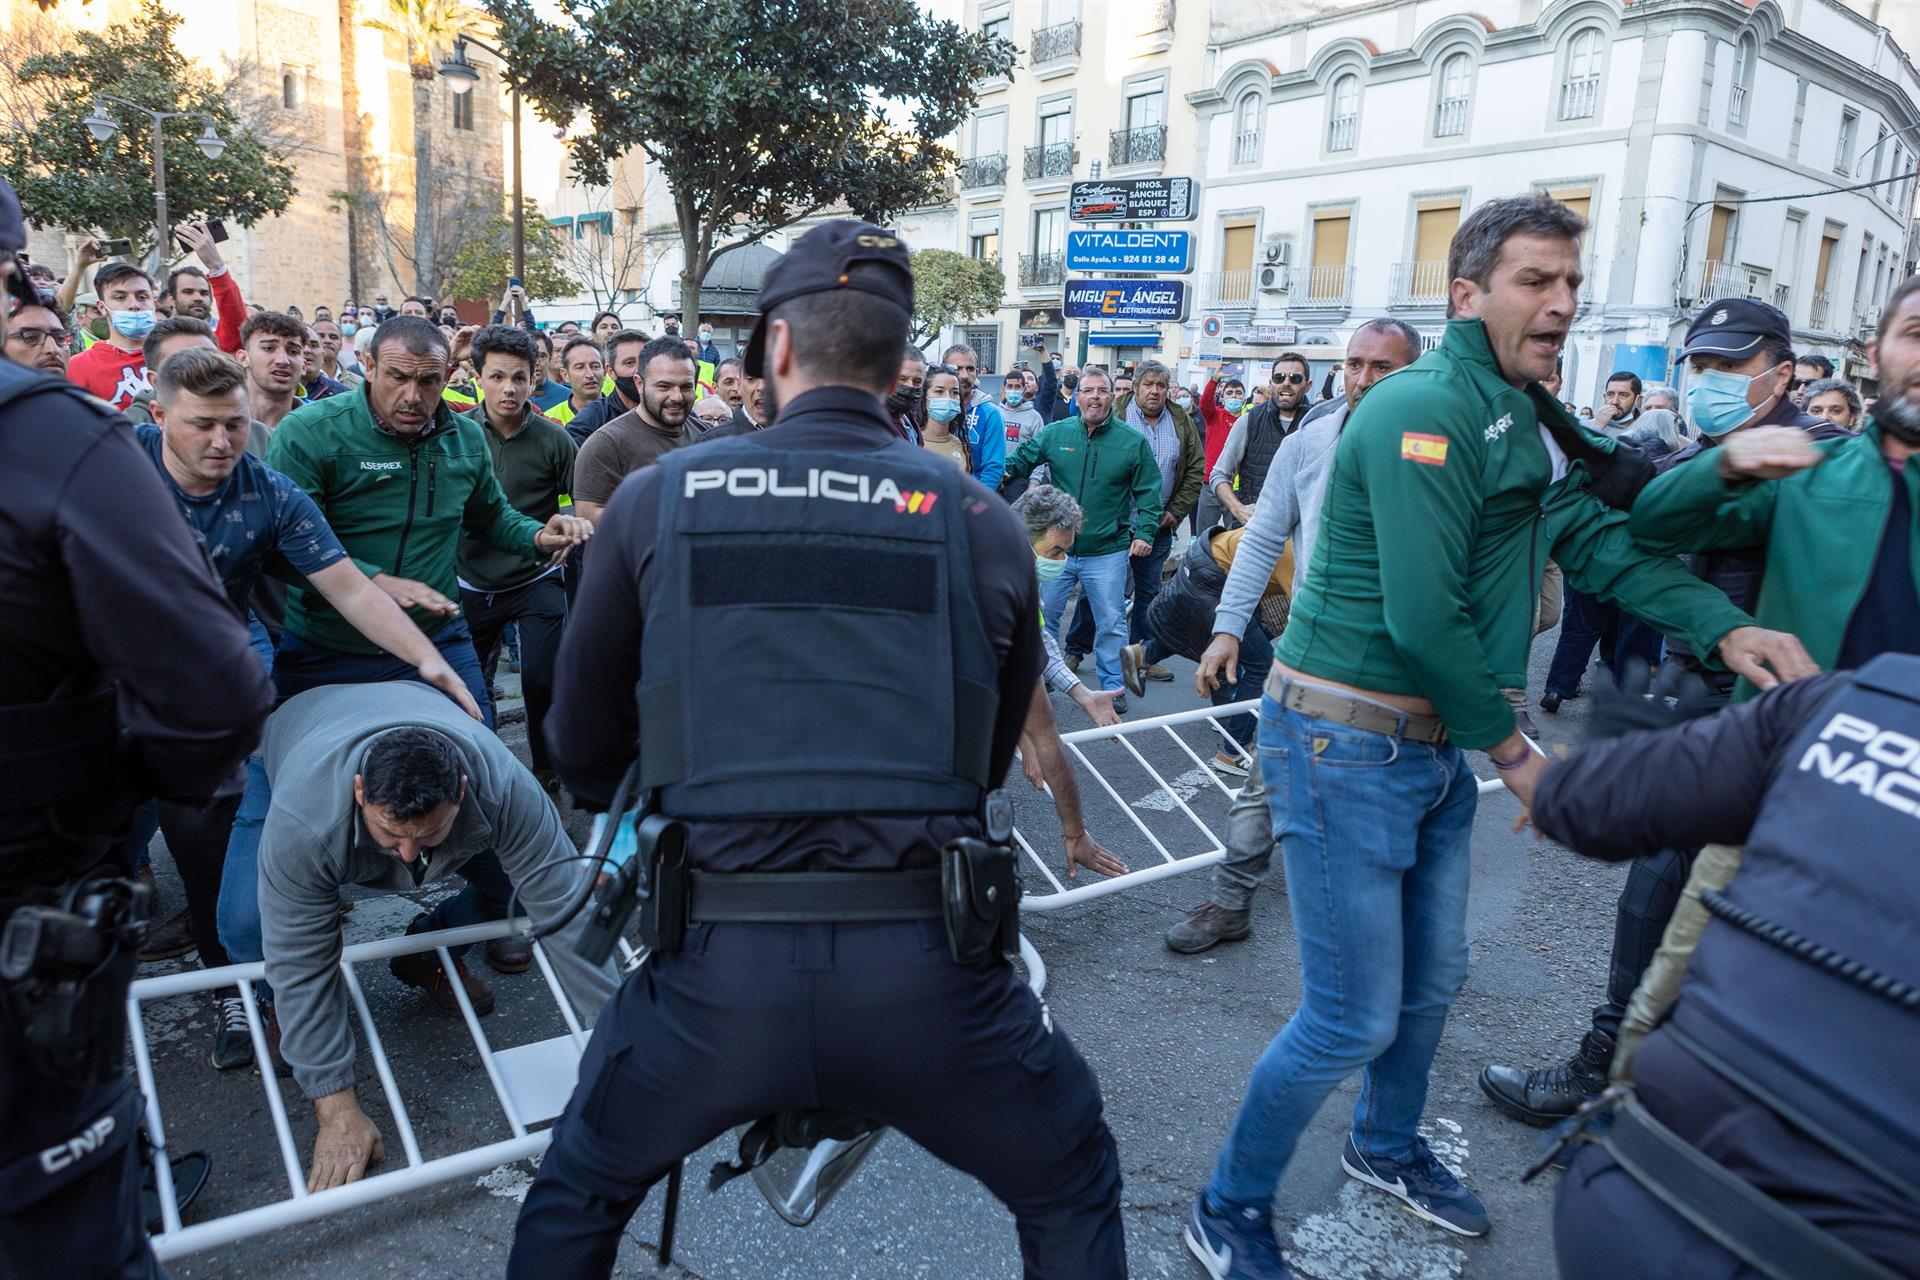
[0,874,151,1087]
[939,837,1020,967]
[578,811,688,964]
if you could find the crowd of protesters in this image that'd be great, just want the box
[7,180,1914,1280]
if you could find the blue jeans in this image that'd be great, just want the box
[1066,528,1173,653]
[1207,692,1478,1212]
[1040,550,1130,694]
[272,618,495,729]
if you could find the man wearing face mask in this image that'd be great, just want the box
[999,367,1045,497]
[256,682,619,1192]
[881,344,925,442]
[563,329,648,446]
[65,262,158,410]
[1480,296,1850,1129]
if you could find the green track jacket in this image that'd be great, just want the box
[1003,415,1163,556]
[266,385,544,654]
[1629,419,1919,699]
[1277,319,1753,749]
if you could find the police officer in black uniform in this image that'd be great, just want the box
[0,177,273,1277]
[1525,658,1919,1280]
[509,221,1126,1278]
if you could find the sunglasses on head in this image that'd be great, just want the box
[1275,372,1308,385]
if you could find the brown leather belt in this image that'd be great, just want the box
[1275,679,1450,746]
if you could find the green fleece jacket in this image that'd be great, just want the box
[1630,419,1919,699]
[1003,414,1163,556]
[1278,319,1753,749]
[266,384,544,654]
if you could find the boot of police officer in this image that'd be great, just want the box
[507,220,1127,1279]
[0,178,273,1279]
[1526,658,1920,1280]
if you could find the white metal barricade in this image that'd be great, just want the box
[131,919,1048,1261]
[1012,697,1516,910]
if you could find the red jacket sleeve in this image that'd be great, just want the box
[210,268,245,353]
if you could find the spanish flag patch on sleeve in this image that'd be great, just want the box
[1400,432,1449,466]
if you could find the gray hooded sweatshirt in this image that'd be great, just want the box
[259,681,619,1100]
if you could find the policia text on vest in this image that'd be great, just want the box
[507,218,1128,1278]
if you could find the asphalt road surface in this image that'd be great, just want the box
[143,633,1625,1280]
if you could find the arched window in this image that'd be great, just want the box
[1559,28,1603,121]
[1328,73,1359,151]
[1434,52,1472,137]
[1730,36,1756,127]
[1232,90,1262,166]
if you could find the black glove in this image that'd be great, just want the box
[1583,660,1722,740]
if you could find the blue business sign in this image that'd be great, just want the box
[1064,229,1194,274]
[1062,279,1189,323]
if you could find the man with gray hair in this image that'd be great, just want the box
[1801,375,1861,430]
[1183,194,1813,1276]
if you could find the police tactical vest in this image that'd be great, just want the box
[1671,653,1920,1199]
[637,437,1000,819]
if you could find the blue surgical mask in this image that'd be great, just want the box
[1686,368,1762,438]
[1223,396,1245,415]
[109,309,157,340]
[1034,553,1067,582]
[340,321,357,338]
[927,397,962,424]
[1005,388,1024,406]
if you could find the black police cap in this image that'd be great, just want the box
[1680,296,1792,361]
[741,220,913,377]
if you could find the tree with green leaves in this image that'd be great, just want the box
[483,0,1013,331]
[910,249,1005,349]
[0,0,294,265]
[444,197,578,302]
[364,0,492,296]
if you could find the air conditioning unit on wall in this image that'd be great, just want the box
[1258,264,1289,292]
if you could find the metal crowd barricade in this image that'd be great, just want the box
[131,920,1048,1261]
[1012,697,1516,910]
[128,919,645,1261]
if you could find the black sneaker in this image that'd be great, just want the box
[209,994,252,1071]
[1341,1134,1489,1237]
[1185,1192,1289,1279]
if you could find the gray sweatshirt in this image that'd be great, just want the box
[259,681,619,1100]
[1212,395,1347,640]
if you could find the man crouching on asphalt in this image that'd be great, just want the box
[1182,193,1817,1280]
[258,680,618,1190]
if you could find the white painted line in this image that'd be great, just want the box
[1131,766,1214,812]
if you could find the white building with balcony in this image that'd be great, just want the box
[1187,0,1920,405]
[953,0,1205,372]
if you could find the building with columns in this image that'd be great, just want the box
[1184,0,1920,404]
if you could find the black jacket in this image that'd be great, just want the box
[1655,399,1851,678]
[0,366,270,864]
[1532,671,1843,860]
[546,387,1044,872]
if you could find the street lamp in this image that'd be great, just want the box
[83,95,226,273]
[440,35,524,317]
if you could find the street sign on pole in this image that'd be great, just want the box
[1063,279,1189,323]
[1065,229,1194,273]
[1068,178,1198,222]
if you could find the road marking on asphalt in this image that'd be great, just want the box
[1285,1118,1470,1280]
[478,1157,540,1203]
[1131,766,1214,812]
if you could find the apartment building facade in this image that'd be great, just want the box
[1185,0,1920,403]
